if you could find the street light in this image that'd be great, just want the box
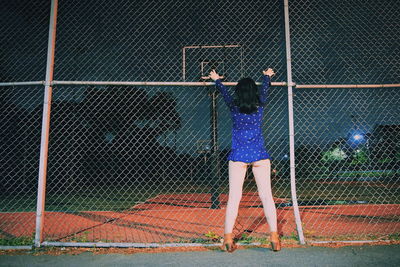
[353,134,364,141]
[348,131,365,149]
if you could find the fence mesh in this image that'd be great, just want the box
[289,0,400,241]
[289,0,400,84]
[0,86,43,246]
[53,0,285,82]
[40,83,294,243]
[43,0,290,244]
[0,0,50,82]
[294,87,400,240]
[0,0,49,247]
[0,0,399,247]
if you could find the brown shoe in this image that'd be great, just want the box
[222,233,237,253]
[270,232,281,252]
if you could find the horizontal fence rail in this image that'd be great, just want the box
[51,81,288,87]
[3,81,400,88]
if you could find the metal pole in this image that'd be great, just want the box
[296,83,400,89]
[210,88,220,209]
[34,0,58,248]
[182,47,186,81]
[283,0,305,244]
[2,80,397,88]
[183,44,241,49]
[40,241,265,248]
[51,80,288,87]
[0,81,45,86]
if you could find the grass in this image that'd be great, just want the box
[68,231,91,243]
[281,232,300,242]
[388,233,400,240]
[0,236,33,246]
[236,233,269,244]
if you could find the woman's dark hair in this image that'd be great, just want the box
[234,77,260,114]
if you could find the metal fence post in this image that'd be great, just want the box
[34,0,58,247]
[283,0,305,244]
[210,87,220,209]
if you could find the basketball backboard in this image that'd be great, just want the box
[182,44,243,82]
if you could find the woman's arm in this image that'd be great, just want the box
[260,68,275,106]
[210,70,234,107]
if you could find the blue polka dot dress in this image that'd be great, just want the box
[215,75,272,163]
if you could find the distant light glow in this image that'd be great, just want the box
[353,134,363,141]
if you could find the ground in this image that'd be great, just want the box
[1,242,400,267]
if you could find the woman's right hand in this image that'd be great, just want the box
[209,69,221,81]
[263,68,275,77]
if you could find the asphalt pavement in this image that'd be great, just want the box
[1,244,399,267]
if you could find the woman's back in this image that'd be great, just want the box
[231,106,264,130]
[213,75,272,163]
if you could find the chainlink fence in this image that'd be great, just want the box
[289,0,400,241]
[0,0,399,248]
[294,87,400,241]
[0,86,44,246]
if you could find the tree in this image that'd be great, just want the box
[322,147,348,163]
[78,86,183,185]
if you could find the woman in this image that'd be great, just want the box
[209,68,280,252]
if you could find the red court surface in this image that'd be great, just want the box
[1,193,399,243]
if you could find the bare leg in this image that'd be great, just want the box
[224,160,247,234]
[252,159,278,232]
